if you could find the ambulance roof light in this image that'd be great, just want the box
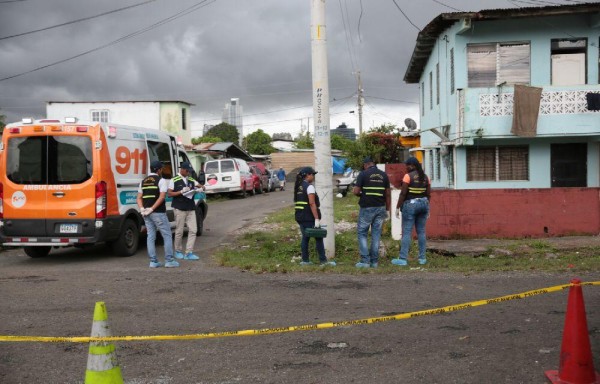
[65,117,77,123]
[21,118,34,124]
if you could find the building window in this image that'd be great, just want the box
[435,148,441,181]
[421,82,425,116]
[436,63,440,105]
[429,71,433,110]
[551,38,586,86]
[91,110,109,123]
[467,42,530,87]
[429,150,435,180]
[450,48,455,94]
[182,109,187,130]
[467,146,529,181]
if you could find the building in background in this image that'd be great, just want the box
[330,122,357,141]
[46,100,193,145]
[222,98,243,145]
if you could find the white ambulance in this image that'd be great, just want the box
[0,118,208,258]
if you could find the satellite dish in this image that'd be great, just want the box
[404,118,418,131]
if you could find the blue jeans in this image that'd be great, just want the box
[144,212,174,263]
[399,198,429,261]
[357,206,387,264]
[298,221,326,263]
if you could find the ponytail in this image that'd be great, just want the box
[414,161,425,181]
[293,173,305,202]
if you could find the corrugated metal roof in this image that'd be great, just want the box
[47,100,195,106]
[404,3,600,83]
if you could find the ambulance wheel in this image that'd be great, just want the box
[111,219,139,257]
[24,246,51,258]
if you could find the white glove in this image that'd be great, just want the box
[142,207,153,216]
[196,185,204,192]
[314,219,321,228]
[385,211,391,221]
[181,186,191,193]
[395,208,401,219]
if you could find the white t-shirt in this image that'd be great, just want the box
[307,184,316,195]
[138,173,169,194]
[168,173,199,191]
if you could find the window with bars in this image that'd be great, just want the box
[467,146,529,181]
[450,48,455,94]
[429,150,435,180]
[435,148,441,181]
[91,110,109,123]
[467,42,530,87]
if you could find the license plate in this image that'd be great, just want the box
[59,224,78,234]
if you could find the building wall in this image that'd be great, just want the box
[47,102,160,129]
[427,187,600,238]
[160,102,191,145]
[416,12,600,190]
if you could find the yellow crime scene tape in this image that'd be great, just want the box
[1,281,598,343]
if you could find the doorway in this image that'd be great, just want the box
[551,143,587,187]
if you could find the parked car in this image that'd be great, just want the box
[336,169,360,197]
[249,165,268,194]
[267,170,281,192]
[204,158,255,198]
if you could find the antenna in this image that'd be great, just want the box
[404,118,418,131]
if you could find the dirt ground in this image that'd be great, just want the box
[0,192,598,384]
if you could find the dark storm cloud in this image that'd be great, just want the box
[0,0,549,135]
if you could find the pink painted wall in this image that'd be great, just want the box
[427,188,600,239]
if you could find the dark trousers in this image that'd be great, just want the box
[297,221,326,263]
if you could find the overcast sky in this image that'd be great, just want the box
[0,0,590,138]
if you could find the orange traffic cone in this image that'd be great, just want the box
[545,279,600,384]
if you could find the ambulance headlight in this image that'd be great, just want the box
[95,221,103,228]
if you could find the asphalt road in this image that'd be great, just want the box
[0,191,598,384]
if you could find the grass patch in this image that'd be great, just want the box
[214,195,600,273]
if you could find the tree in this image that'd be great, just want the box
[294,131,314,149]
[330,134,354,152]
[272,132,293,141]
[245,129,276,155]
[191,136,222,144]
[206,123,239,143]
[343,123,403,169]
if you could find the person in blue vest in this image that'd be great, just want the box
[353,156,391,268]
[168,161,202,260]
[294,167,336,266]
[136,160,179,268]
[277,167,286,191]
[392,156,431,266]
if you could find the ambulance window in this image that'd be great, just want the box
[50,136,92,184]
[147,141,172,179]
[205,161,219,173]
[7,137,45,184]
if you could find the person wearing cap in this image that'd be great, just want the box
[293,167,336,266]
[168,161,203,261]
[392,156,431,266]
[137,160,178,268]
[352,156,391,268]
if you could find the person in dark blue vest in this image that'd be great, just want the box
[353,156,391,268]
[168,161,203,260]
[294,167,336,266]
[136,160,178,268]
[392,156,431,266]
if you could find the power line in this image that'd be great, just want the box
[364,95,419,104]
[0,0,156,41]
[0,0,218,82]
[431,0,463,12]
[391,0,420,32]
[338,0,357,72]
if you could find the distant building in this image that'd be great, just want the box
[46,100,193,145]
[222,98,243,145]
[331,122,356,141]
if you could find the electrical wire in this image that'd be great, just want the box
[391,0,421,32]
[0,0,156,41]
[338,0,357,72]
[364,95,419,104]
[431,0,463,12]
[357,0,364,43]
[0,0,217,82]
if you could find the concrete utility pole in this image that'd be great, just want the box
[356,70,364,135]
[310,0,335,258]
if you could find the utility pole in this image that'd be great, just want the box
[310,0,335,258]
[356,70,364,135]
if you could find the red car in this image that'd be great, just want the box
[250,165,269,193]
